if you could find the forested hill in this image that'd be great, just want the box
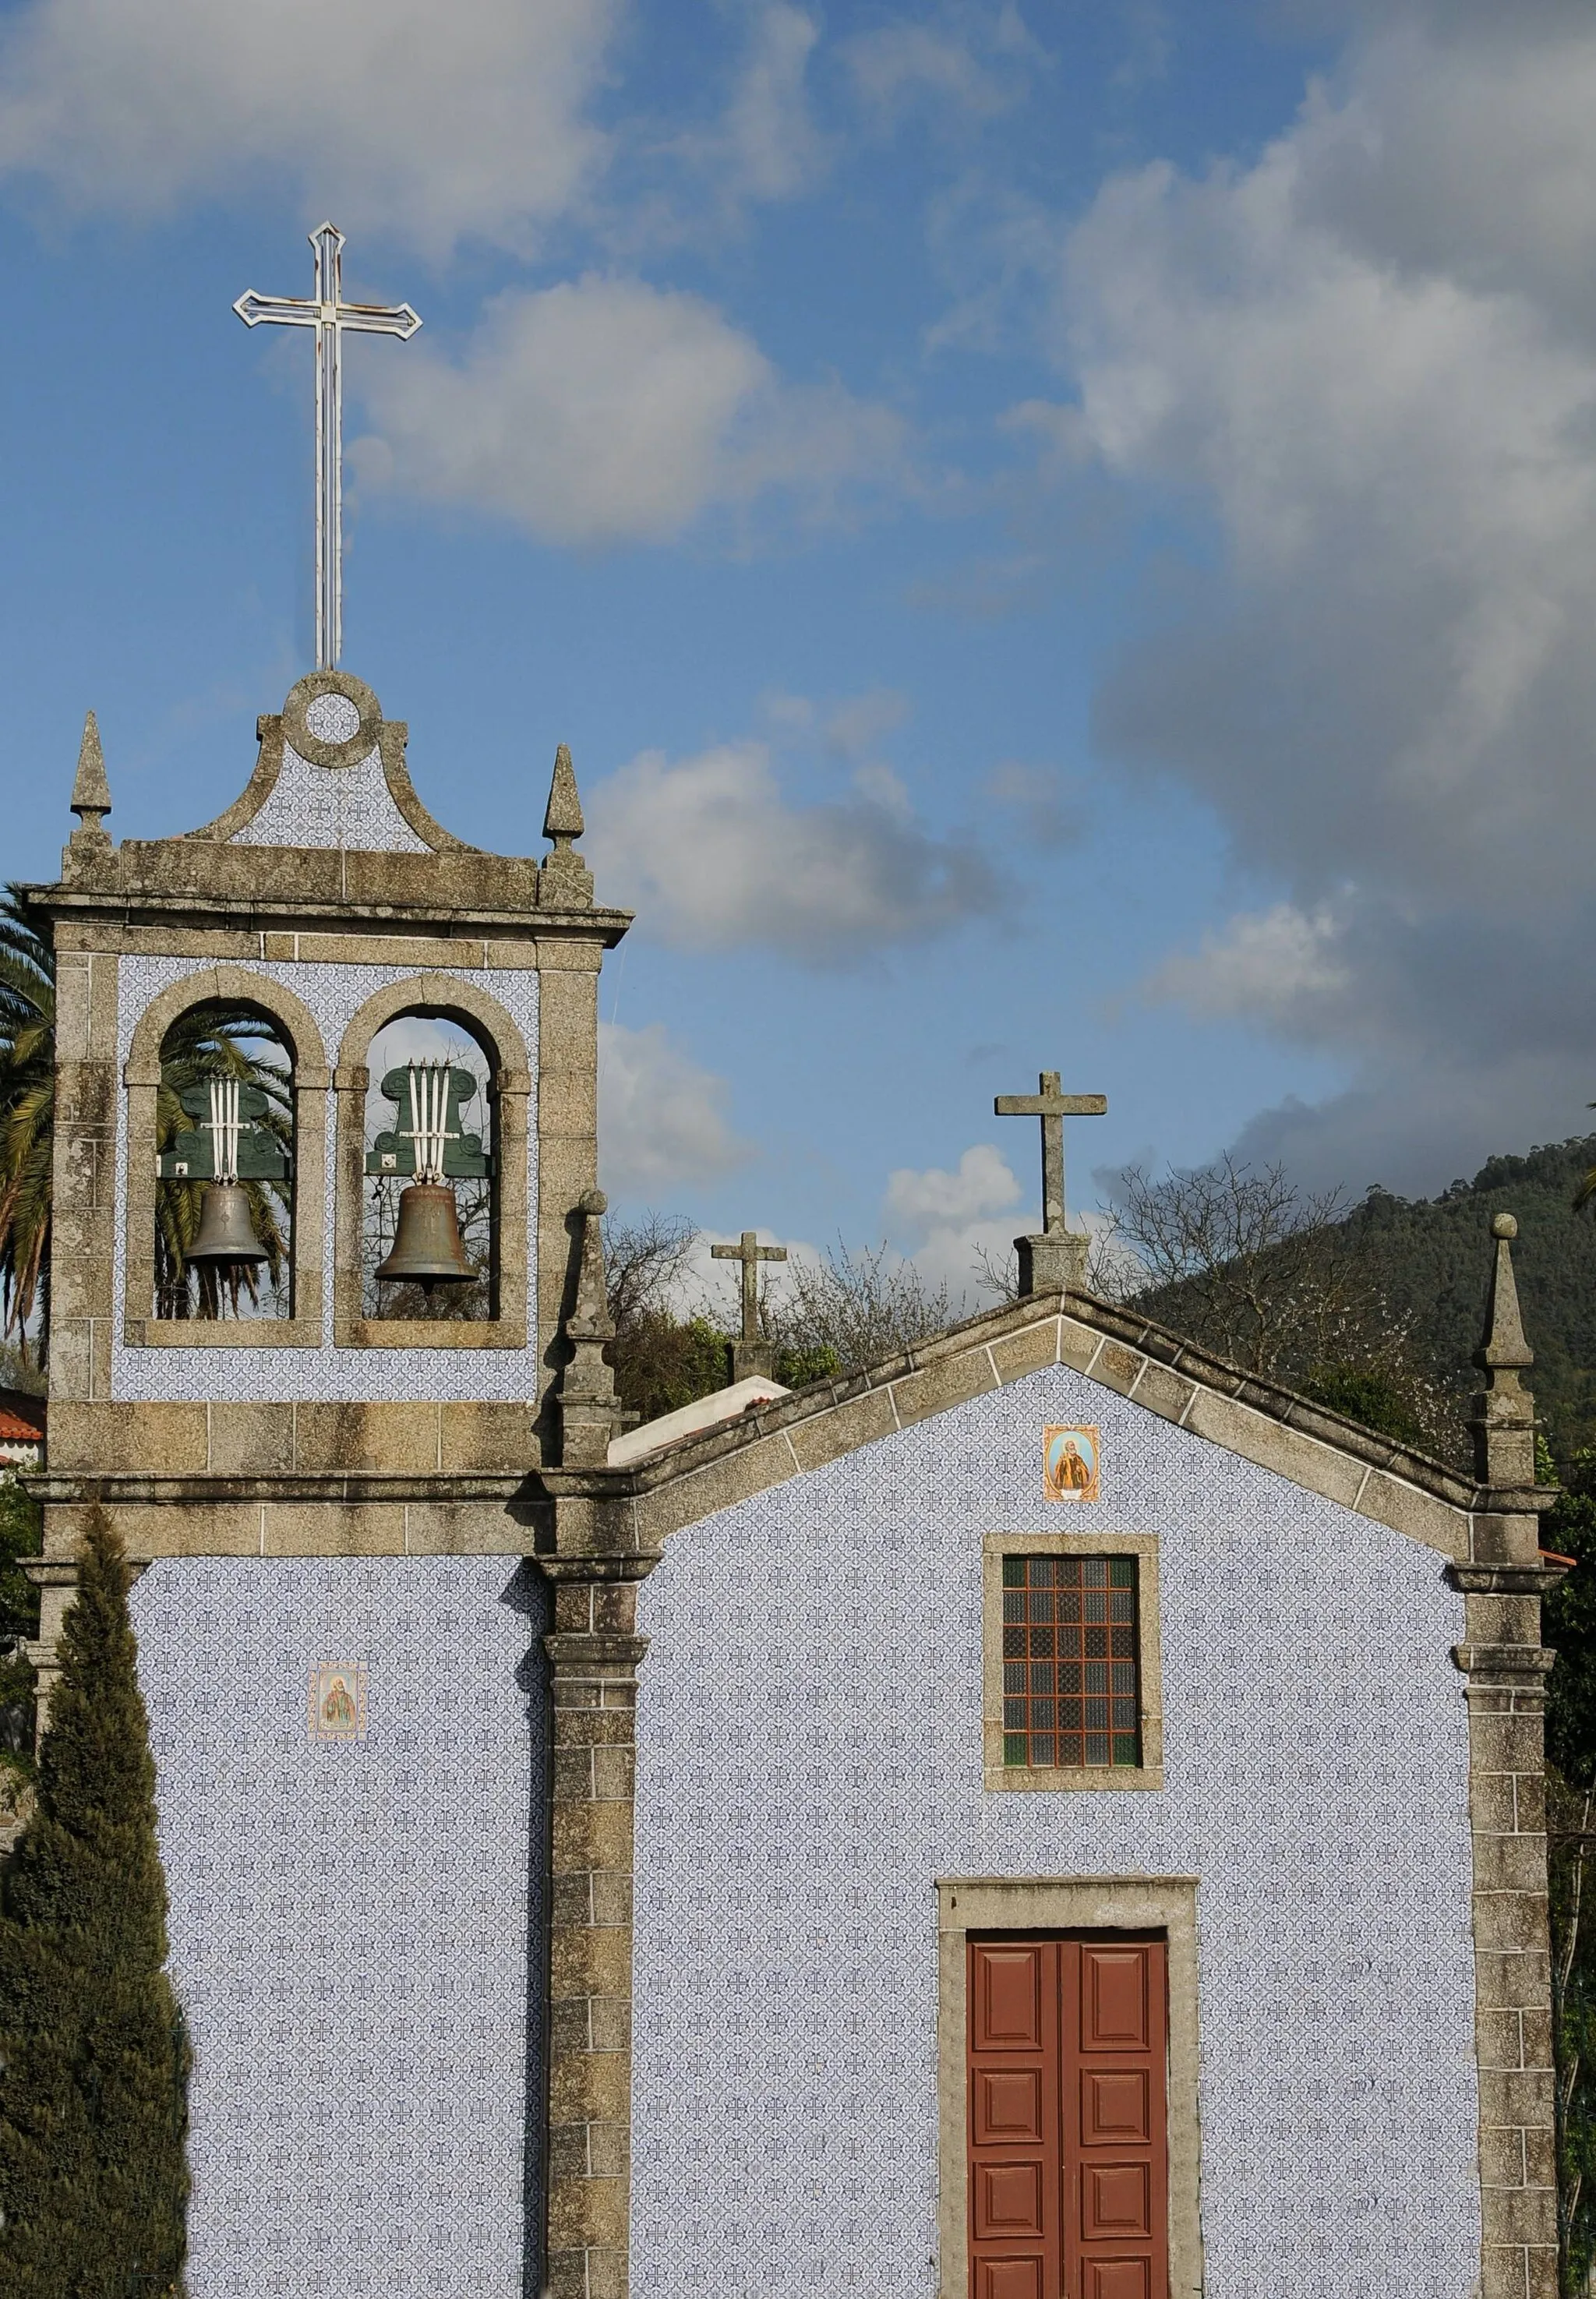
[1340,1135,1596,1453]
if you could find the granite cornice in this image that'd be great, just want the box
[20,874,633,949]
[27,1470,541,1508]
[1450,1561,1570,1595]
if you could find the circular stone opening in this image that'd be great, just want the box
[305,690,362,745]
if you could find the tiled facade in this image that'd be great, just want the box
[230,740,432,852]
[129,1556,547,2299]
[112,955,541,1402]
[629,1361,1481,2297]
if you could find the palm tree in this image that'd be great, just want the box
[0,884,292,1356]
[0,891,53,1359]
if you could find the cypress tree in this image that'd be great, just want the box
[0,1510,190,2296]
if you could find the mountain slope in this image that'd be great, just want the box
[1339,1137,1596,1453]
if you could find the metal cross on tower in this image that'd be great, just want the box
[711,1229,788,1381]
[235,223,422,670]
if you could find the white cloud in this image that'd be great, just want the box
[1050,14,1596,917]
[984,761,1080,848]
[824,687,911,757]
[0,0,617,257]
[584,739,1006,959]
[597,1020,747,1196]
[843,5,1046,125]
[846,23,1009,118]
[885,1142,1021,1229]
[1007,1,1596,1186]
[1143,902,1352,1030]
[353,276,906,546]
[715,2,825,204]
[885,1142,1022,1295]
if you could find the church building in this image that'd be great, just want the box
[19,228,1566,2299]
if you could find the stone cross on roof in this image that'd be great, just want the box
[711,1230,788,1382]
[235,224,422,671]
[994,1070,1107,1297]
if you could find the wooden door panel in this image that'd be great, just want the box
[976,2069,1043,2142]
[977,1948,1045,2049]
[1081,2163,1152,2241]
[976,2162,1046,2238]
[977,2261,1047,2299]
[1081,1949,1149,2052]
[1082,2070,1149,2145]
[1083,2262,1152,2299]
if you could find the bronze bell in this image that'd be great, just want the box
[376,1181,475,1292]
[185,1181,268,1266]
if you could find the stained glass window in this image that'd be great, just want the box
[1001,1554,1140,1768]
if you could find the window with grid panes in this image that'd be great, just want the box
[1001,1555,1141,1768]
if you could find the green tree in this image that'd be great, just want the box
[0,1472,41,1651]
[1543,1460,1596,2291]
[1301,1361,1425,1449]
[0,1474,43,1805]
[0,1510,190,2296]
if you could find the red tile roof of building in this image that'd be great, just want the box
[0,1390,45,1443]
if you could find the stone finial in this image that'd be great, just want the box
[544,743,585,845]
[556,1189,633,1465]
[539,743,593,910]
[1470,1211,1537,1494]
[69,710,112,846]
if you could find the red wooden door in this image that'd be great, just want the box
[967,1937,1168,2299]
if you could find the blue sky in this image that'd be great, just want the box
[2,0,1594,1294]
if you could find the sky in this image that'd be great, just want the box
[2,0,1594,1304]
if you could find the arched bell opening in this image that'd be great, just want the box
[360,1014,496,1323]
[154,1002,294,1322]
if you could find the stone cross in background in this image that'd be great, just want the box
[235,224,422,669]
[712,1230,789,1381]
[994,1070,1107,1297]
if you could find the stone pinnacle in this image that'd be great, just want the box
[543,743,584,847]
[70,709,111,835]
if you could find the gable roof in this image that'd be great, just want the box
[549,1285,1533,1562]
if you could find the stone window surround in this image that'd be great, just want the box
[935,1874,1204,2299]
[122,966,329,1348]
[983,1530,1165,1792]
[331,972,532,1352]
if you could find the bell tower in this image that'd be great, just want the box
[24,663,639,2291]
[31,661,630,1602]
[19,224,655,2299]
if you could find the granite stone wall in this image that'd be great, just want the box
[130,1555,547,2299]
[629,1359,1481,2297]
